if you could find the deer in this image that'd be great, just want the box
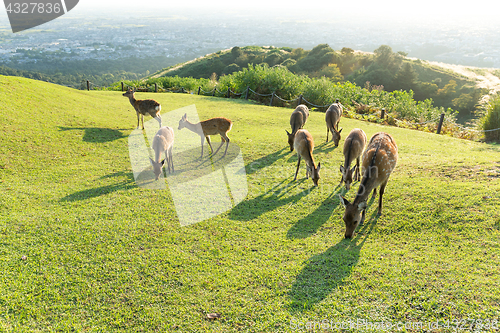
[178,113,232,158]
[339,132,398,239]
[149,126,174,180]
[123,88,162,130]
[339,128,367,191]
[325,99,343,146]
[286,104,309,151]
[293,129,321,186]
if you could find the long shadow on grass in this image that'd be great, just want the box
[60,171,135,202]
[314,141,340,154]
[286,188,342,239]
[228,179,313,221]
[246,147,289,174]
[288,211,380,312]
[59,127,127,143]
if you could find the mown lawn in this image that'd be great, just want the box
[0,75,499,332]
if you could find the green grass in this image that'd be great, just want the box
[1,75,499,332]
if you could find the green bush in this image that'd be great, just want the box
[481,94,500,141]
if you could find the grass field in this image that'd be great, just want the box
[0,75,499,332]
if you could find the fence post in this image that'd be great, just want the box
[269,92,275,107]
[87,80,90,91]
[245,86,250,100]
[436,113,445,134]
[380,108,385,119]
[154,83,158,93]
[227,88,231,98]
[298,94,303,106]
[198,87,201,95]
[121,82,124,92]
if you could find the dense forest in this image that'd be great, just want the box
[158,44,487,115]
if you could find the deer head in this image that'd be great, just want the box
[339,195,367,239]
[340,164,357,191]
[149,157,165,181]
[332,127,343,146]
[286,130,295,151]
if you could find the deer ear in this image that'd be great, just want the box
[340,165,345,173]
[358,201,367,211]
[149,157,154,166]
[339,128,343,134]
[286,130,290,135]
[350,165,357,173]
[160,159,165,166]
[317,162,321,172]
[339,195,349,208]
[183,113,187,119]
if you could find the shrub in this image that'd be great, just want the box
[480,94,500,141]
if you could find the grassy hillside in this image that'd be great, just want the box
[0,75,499,332]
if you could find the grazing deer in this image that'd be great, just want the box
[178,113,232,158]
[286,104,309,151]
[339,132,398,239]
[325,100,343,146]
[293,129,321,186]
[123,88,162,130]
[339,128,367,191]
[149,126,174,180]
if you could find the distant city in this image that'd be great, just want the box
[1,7,500,71]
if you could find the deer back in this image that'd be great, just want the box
[290,105,309,134]
[325,103,342,129]
[135,99,161,117]
[343,128,367,167]
[359,132,398,199]
[294,129,321,185]
[200,117,232,136]
[152,126,174,162]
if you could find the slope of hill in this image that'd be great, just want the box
[1,75,499,331]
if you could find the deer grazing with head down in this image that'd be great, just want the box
[149,126,174,180]
[325,99,343,146]
[286,104,309,151]
[339,128,367,191]
[293,129,321,186]
[339,132,398,239]
[123,88,162,130]
[178,113,232,158]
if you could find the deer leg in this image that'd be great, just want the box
[200,136,205,158]
[141,114,145,130]
[156,114,162,128]
[359,208,366,225]
[169,147,174,173]
[206,136,214,155]
[326,127,329,142]
[220,133,230,157]
[372,188,377,199]
[294,155,301,181]
[214,137,225,156]
[355,157,360,181]
[378,182,387,216]
[136,111,140,129]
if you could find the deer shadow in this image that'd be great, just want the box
[245,147,289,174]
[59,127,127,143]
[60,171,135,202]
[315,141,340,154]
[228,179,313,222]
[288,210,380,312]
[287,188,342,239]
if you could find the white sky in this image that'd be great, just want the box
[76,0,497,19]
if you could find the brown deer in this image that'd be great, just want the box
[293,129,321,186]
[325,100,343,146]
[149,126,174,180]
[339,132,398,239]
[178,113,232,158]
[339,128,367,191]
[123,88,162,129]
[286,104,309,151]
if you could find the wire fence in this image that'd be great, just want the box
[111,81,500,137]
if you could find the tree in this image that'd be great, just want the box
[394,62,418,91]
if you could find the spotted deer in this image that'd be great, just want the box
[293,129,321,186]
[286,104,309,151]
[325,100,343,146]
[123,88,162,129]
[339,128,367,191]
[178,113,232,158]
[149,126,174,180]
[339,132,398,239]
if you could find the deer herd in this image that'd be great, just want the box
[123,88,398,238]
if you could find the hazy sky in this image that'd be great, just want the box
[77,0,497,19]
